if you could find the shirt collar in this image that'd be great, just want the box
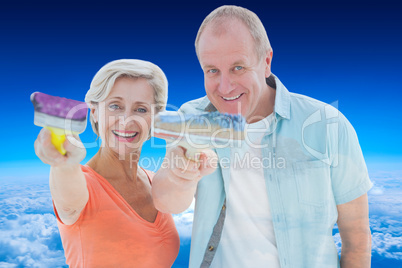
[272,74,291,120]
[195,73,291,120]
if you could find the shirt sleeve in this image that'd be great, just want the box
[330,113,373,205]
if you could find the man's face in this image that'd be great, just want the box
[198,20,273,123]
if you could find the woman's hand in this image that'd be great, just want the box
[34,128,86,167]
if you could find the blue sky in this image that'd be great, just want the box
[0,0,401,267]
[0,0,401,164]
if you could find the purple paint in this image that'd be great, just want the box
[31,92,88,120]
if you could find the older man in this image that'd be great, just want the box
[153,5,372,268]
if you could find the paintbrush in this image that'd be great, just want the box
[152,111,246,160]
[31,92,88,155]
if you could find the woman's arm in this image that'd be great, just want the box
[34,128,88,225]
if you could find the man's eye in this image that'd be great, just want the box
[208,69,218,74]
[109,104,120,111]
[137,108,147,113]
[234,66,243,71]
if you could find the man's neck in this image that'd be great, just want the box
[247,84,276,124]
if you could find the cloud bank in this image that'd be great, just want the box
[0,169,401,267]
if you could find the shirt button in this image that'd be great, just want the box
[208,245,214,251]
[222,204,226,210]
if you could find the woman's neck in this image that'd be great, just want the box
[87,147,141,182]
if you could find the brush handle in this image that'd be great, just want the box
[45,126,67,155]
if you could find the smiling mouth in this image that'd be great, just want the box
[112,130,138,138]
[222,93,243,101]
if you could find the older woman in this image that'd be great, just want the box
[34,59,179,267]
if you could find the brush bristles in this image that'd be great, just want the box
[154,111,246,141]
[31,92,88,133]
[31,92,88,120]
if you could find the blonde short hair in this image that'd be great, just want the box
[195,5,272,60]
[85,59,168,136]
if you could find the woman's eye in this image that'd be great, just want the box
[108,104,120,111]
[137,108,147,113]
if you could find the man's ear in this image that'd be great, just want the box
[265,50,273,78]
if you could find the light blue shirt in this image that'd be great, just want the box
[179,75,372,268]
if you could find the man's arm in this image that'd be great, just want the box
[152,146,217,214]
[337,193,371,268]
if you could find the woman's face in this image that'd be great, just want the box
[92,77,155,156]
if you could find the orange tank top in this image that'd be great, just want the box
[54,165,180,268]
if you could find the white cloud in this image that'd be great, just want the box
[368,171,402,219]
[173,199,195,240]
[0,213,66,267]
[369,186,384,195]
[371,232,402,260]
[372,223,401,261]
[333,233,342,253]
[0,182,66,268]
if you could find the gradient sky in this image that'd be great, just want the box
[0,0,401,170]
[0,1,401,267]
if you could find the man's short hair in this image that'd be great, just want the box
[195,5,272,60]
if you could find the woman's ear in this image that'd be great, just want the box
[89,102,98,123]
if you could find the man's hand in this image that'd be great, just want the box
[152,145,217,214]
[167,146,217,190]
